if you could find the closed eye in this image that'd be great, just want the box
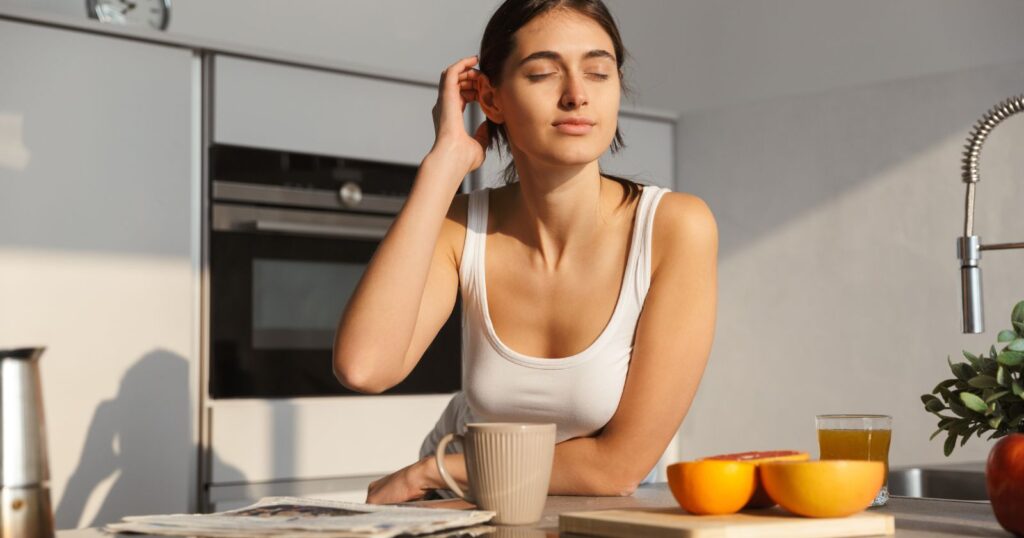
[526,73,610,81]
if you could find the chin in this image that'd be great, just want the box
[541,140,608,166]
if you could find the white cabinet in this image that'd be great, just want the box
[213,55,437,165]
[0,21,199,529]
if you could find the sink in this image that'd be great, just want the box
[888,467,988,501]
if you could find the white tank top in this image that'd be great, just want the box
[420,184,671,461]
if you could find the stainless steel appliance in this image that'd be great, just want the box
[209,144,461,398]
[0,347,54,538]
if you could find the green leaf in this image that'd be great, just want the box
[998,330,1017,342]
[997,366,1012,388]
[980,356,1000,375]
[950,399,982,419]
[944,432,957,456]
[961,431,973,447]
[1014,321,1024,337]
[1013,381,1024,397]
[989,416,1004,429]
[964,350,982,369]
[951,362,977,381]
[969,375,1000,388]
[1009,339,1024,352]
[986,390,1011,404]
[961,392,988,413]
[948,419,973,435]
[1012,301,1024,326]
[997,350,1024,367]
[929,428,944,441]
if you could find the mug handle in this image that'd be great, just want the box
[434,433,473,502]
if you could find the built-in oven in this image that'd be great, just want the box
[208,144,461,399]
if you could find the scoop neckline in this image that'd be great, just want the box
[475,186,648,369]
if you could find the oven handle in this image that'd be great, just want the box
[248,219,388,240]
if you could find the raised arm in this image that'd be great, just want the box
[333,55,487,393]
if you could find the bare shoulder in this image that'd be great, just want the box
[440,193,470,267]
[651,191,718,272]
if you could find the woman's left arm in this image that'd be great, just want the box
[368,192,718,502]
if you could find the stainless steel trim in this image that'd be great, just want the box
[197,52,214,514]
[212,203,392,240]
[212,181,405,214]
[251,220,386,240]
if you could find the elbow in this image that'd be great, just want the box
[603,478,640,497]
[332,358,391,394]
[580,469,642,497]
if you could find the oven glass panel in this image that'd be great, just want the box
[252,259,364,350]
[210,229,461,399]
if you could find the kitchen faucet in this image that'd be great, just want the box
[958,94,1024,333]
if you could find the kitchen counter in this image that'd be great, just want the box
[57,483,1008,537]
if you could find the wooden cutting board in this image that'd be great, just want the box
[559,507,895,538]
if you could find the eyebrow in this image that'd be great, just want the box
[517,49,616,67]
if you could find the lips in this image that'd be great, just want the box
[553,117,596,126]
[553,117,595,135]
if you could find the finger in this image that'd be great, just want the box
[457,69,480,82]
[443,56,478,85]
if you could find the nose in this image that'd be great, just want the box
[559,72,588,110]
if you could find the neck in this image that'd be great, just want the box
[500,152,619,271]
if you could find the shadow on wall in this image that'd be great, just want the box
[54,349,246,529]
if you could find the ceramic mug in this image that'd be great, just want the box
[435,423,556,525]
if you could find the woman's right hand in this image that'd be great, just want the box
[430,55,489,175]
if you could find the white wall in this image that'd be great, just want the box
[675,58,1024,467]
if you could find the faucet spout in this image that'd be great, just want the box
[958,94,1024,334]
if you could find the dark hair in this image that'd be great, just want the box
[478,0,643,204]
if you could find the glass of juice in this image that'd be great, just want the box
[815,414,892,507]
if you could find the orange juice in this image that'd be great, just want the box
[818,428,892,480]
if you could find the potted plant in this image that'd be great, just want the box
[922,300,1024,536]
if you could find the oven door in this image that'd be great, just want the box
[210,203,461,398]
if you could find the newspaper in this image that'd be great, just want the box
[103,496,496,538]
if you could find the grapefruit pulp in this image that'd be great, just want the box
[703,450,810,508]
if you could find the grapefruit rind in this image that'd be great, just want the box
[760,460,885,518]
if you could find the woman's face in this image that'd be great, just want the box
[485,9,621,168]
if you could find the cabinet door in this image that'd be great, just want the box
[0,21,198,529]
[472,110,676,190]
[214,56,437,165]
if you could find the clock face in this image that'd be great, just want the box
[87,0,170,30]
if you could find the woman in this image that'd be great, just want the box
[333,0,717,504]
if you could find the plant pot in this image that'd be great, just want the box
[987,433,1024,537]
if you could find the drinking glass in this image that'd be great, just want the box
[815,414,892,507]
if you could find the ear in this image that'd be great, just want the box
[476,73,505,124]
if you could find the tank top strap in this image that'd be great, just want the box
[633,185,671,301]
[459,188,491,288]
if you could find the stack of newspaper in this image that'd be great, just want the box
[104,496,496,537]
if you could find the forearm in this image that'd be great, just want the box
[333,152,465,389]
[423,436,647,497]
